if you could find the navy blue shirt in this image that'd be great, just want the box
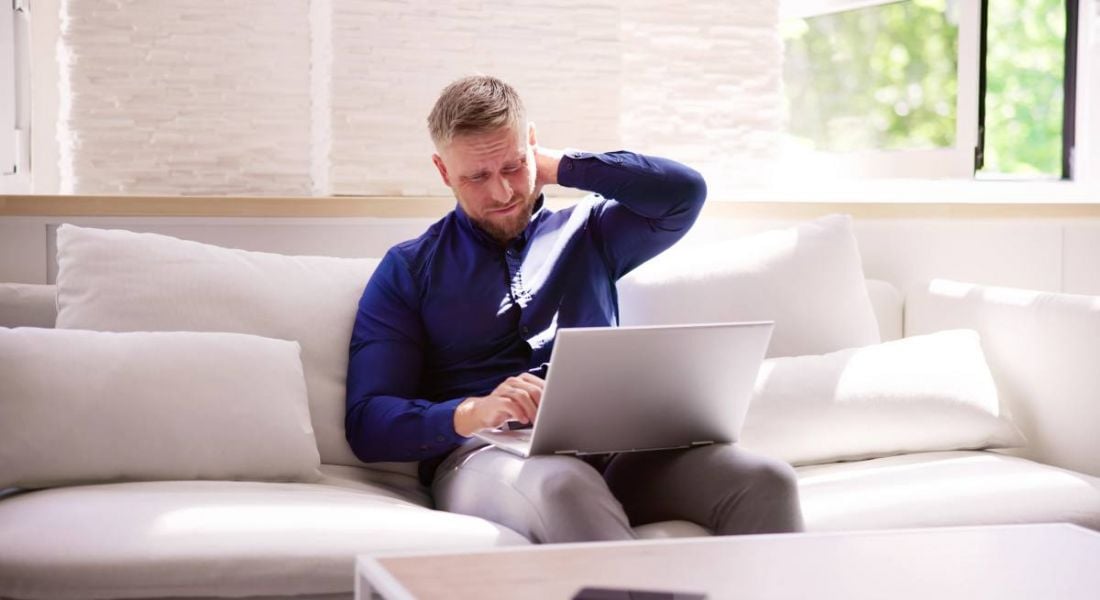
[345,150,706,482]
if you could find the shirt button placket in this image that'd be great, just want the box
[505,247,531,339]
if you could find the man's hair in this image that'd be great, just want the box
[428,75,526,147]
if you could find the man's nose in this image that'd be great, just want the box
[490,174,512,203]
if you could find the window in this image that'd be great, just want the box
[779,0,1090,181]
[780,0,981,178]
[783,1,960,153]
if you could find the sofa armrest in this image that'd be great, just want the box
[0,283,57,328]
[905,280,1100,477]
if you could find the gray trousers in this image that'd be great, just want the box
[431,440,805,543]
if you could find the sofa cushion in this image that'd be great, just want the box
[0,283,56,328]
[0,327,321,488]
[633,520,712,539]
[740,329,1025,466]
[798,451,1100,532]
[0,473,527,600]
[52,224,403,473]
[618,214,880,358]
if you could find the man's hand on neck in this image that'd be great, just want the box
[533,146,563,193]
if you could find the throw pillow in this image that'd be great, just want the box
[0,327,321,488]
[740,329,1026,465]
[617,213,881,358]
[53,225,389,471]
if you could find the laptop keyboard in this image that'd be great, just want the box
[512,428,533,441]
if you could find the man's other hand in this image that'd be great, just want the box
[454,373,545,437]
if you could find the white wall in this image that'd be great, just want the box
[46,0,781,196]
[57,0,313,195]
[30,0,60,195]
[325,0,623,196]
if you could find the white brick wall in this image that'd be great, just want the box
[58,0,779,196]
[326,0,624,196]
[621,1,783,192]
[310,0,333,196]
[59,0,312,195]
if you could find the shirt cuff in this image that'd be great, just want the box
[423,397,469,447]
[557,148,595,189]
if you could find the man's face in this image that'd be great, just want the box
[432,123,538,245]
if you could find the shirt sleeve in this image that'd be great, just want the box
[556,150,707,280]
[345,249,469,463]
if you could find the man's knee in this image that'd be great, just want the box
[714,450,804,534]
[699,443,786,474]
[702,447,801,507]
[743,454,799,499]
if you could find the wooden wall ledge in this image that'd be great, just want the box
[0,195,456,218]
[3,195,1100,220]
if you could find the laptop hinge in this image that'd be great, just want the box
[554,449,580,456]
[691,441,715,447]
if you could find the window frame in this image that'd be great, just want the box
[1,0,30,193]
[1073,0,1100,184]
[2,1,17,175]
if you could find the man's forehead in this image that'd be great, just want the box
[452,126,524,149]
[444,128,527,167]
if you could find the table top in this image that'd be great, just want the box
[357,523,1100,600]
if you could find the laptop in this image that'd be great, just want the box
[474,321,773,458]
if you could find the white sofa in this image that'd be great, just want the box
[1,217,1100,600]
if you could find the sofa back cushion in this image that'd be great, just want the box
[0,279,907,342]
[618,214,881,357]
[906,279,1100,477]
[54,225,392,472]
[0,327,321,488]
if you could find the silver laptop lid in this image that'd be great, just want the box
[527,321,773,456]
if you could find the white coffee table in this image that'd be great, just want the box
[356,523,1100,600]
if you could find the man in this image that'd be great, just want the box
[346,75,804,543]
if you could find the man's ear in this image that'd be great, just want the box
[432,153,452,188]
[528,121,537,147]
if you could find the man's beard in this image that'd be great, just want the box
[475,194,534,245]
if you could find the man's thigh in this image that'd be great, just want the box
[602,443,804,535]
[431,440,634,543]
